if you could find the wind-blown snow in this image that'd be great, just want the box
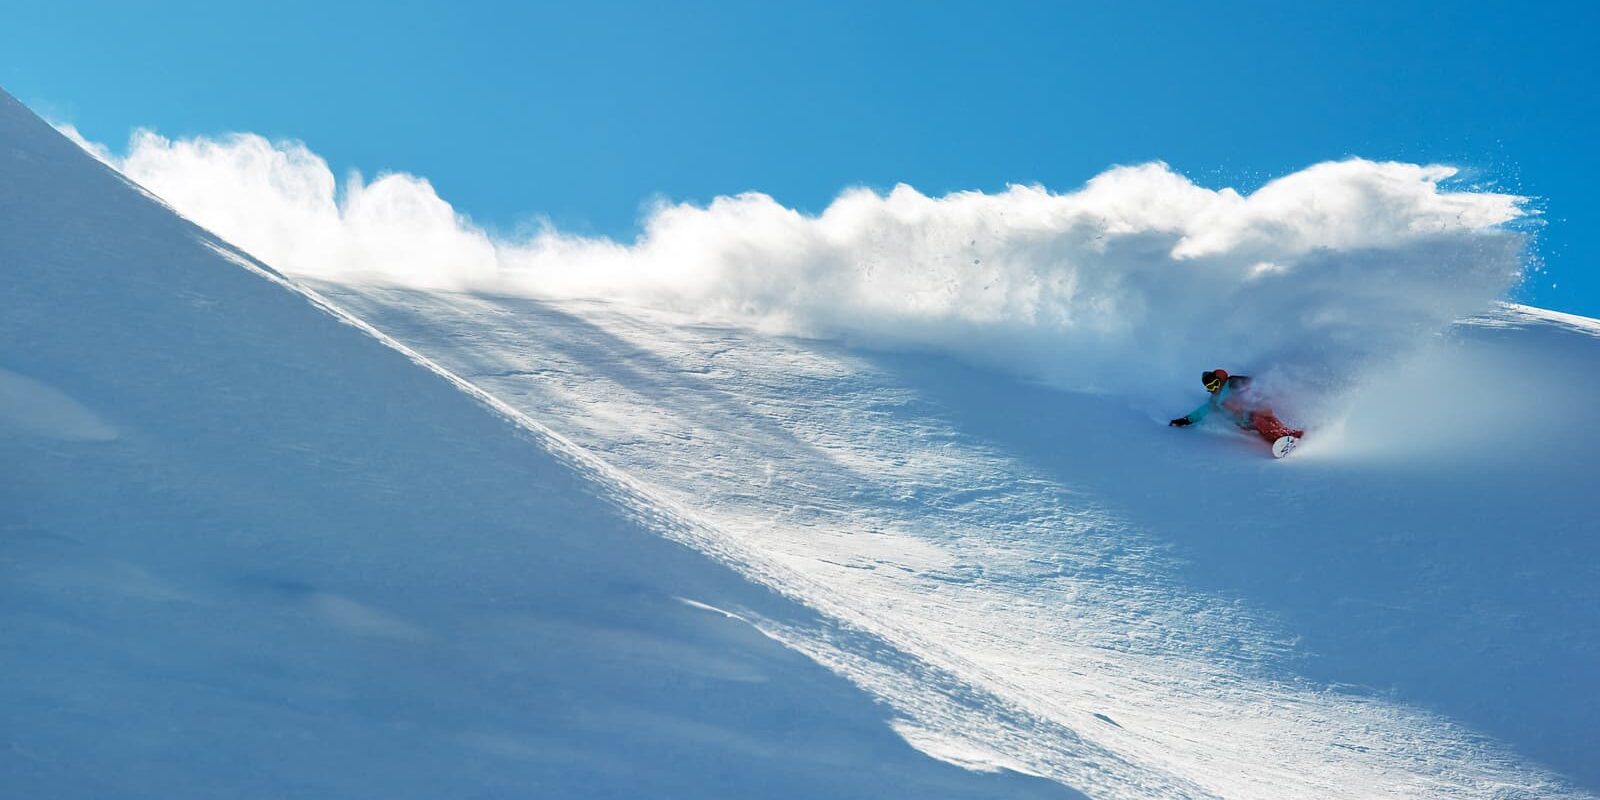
[65,127,1531,423]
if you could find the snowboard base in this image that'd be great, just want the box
[1271,435,1300,459]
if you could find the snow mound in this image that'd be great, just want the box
[0,367,118,441]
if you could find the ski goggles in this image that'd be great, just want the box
[1203,376,1223,392]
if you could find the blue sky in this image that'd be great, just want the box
[4,1,1596,315]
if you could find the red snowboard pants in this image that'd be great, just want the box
[1249,410,1304,444]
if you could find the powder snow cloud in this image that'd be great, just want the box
[62,125,1532,417]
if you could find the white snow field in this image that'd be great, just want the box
[11,87,1599,798]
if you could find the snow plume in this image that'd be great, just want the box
[67,127,1531,417]
[61,127,498,290]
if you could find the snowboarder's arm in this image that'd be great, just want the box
[1169,400,1212,427]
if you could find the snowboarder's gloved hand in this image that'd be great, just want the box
[1169,417,1192,427]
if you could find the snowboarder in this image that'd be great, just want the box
[1169,369,1304,457]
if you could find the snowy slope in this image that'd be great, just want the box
[27,92,1600,798]
[306,283,1600,799]
[0,90,1070,799]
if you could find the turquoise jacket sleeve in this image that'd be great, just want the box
[1182,399,1213,424]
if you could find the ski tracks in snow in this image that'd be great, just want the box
[309,282,1587,800]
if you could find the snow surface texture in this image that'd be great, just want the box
[33,110,1598,797]
[64,126,1531,421]
[2,91,1070,799]
[309,286,1600,799]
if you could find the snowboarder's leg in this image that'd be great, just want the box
[1250,410,1302,443]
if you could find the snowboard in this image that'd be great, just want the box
[1270,435,1300,459]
